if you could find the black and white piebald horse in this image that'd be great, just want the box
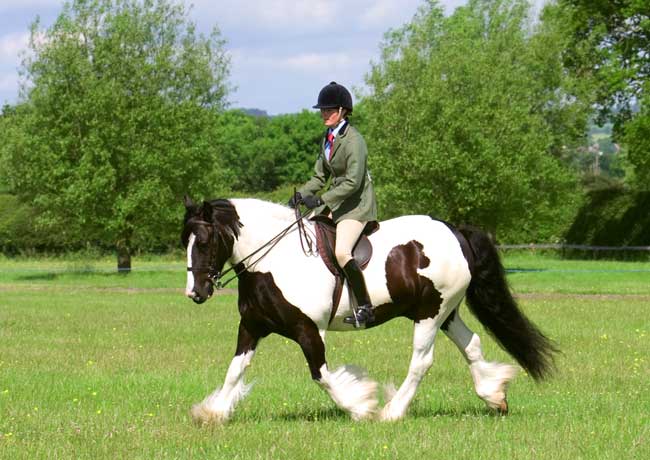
[182,197,557,423]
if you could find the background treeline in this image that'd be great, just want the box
[1,0,649,268]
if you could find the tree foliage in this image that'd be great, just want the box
[215,110,323,193]
[549,0,650,187]
[0,0,230,267]
[361,0,589,240]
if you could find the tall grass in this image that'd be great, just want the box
[1,254,649,459]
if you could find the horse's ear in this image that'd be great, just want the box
[183,195,196,210]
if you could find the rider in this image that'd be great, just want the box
[288,81,378,327]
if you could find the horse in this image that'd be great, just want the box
[181,196,557,423]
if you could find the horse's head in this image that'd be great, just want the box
[182,196,242,304]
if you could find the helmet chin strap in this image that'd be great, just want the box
[337,107,349,123]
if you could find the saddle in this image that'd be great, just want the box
[310,215,379,323]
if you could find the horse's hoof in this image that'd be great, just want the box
[496,399,508,415]
[191,403,228,425]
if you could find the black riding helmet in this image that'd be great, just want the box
[313,81,353,112]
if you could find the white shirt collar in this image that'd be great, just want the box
[330,119,347,137]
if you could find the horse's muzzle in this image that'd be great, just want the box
[186,290,210,304]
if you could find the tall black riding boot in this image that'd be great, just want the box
[342,259,375,327]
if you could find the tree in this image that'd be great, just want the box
[215,110,322,193]
[0,0,230,269]
[361,0,588,241]
[549,0,650,187]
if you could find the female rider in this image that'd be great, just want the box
[289,82,378,327]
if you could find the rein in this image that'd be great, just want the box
[295,201,316,257]
[189,206,316,290]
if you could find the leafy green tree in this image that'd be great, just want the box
[269,111,325,185]
[362,0,588,241]
[215,110,322,193]
[0,0,230,269]
[549,0,650,187]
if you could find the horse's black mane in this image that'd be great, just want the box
[205,199,243,239]
[181,198,243,248]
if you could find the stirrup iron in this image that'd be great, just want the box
[344,304,374,328]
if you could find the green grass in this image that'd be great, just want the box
[504,251,650,295]
[1,254,649,459]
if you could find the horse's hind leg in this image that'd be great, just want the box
[379,317,438,421]
[191,321,259,424]
[441,309,518,413]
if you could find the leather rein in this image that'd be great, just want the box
[187,204,316,290]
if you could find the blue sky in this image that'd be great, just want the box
[0,0,544,115]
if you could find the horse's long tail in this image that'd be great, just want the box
[457,225,558,381]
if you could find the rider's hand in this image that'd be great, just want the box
[302,195,323,209]
[288,192,302,208]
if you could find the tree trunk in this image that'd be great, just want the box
[116,240,132,273]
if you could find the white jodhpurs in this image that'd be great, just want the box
[335,219,366,268]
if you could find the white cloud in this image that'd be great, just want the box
[231,48,353,73]
[360,0,415,29]
[285,52,352,72]
[0,32,29,59]
[189,0,333,31]
[189,0,426,36]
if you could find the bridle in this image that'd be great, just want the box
[186,203,316,290]
[185,219,229,283]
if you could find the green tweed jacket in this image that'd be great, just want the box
[298,122,377,223]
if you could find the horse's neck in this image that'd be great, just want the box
[229,199,303,264]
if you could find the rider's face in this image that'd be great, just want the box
[321,108,342,127]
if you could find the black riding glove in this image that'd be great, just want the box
[302,195,323,209]
[288,192,302,208]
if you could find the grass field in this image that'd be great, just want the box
[1,253,649,459]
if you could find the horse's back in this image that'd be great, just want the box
[371,215,461,257]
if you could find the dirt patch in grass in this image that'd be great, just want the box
[2,283,649,301]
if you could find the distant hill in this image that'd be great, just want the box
[240,108,269,117]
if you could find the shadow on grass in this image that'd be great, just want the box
[15,270,127,282]
[227,404,503,425]
[408,404,508,419]
[506,267,546,273]
[271,407,348,422]
[16,272,59,281]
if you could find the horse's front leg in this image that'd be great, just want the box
[191,321,259,424]
[295,319,378,421]
[442,309,518,413]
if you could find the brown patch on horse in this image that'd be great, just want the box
[367,240,444,328]
[236,269,327,380]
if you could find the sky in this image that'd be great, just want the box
[0,0,544,115]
